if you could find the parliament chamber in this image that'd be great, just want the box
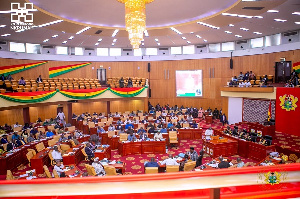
[0,0,300,198]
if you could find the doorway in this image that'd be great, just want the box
[97,68,107,85]
[275,61,292,83]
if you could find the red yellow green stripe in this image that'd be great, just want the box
[293,61,300,73]
[0,90,57,103]
[0,61,48,76]
[59,88,108,99]
[49,62,91,78]
[109,87,146,97]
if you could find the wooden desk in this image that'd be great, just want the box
[203,139,238,158]
[95,146,111,160]
[108,136,119,150]
[118,142,142,156]
[104,162,125,174]
[65,164,82,177]
[141,141,166,154]
[205,115,213,124]
[31,149,51,174]
[62,145,84,165]
[18,170,37,180]
[248,142,275,162]
[178,128,203,140]
[90,127,97,135]
[99,133,108,145]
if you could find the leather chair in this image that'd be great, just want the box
[145,167,158,174]
[166,165,179,173]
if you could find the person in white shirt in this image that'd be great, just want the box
[171,116,178,120]
[238,81,245,87]
[205,127,214,141]
[124,119,132,124]
[154,131,163,141]
[245,80,251,87]
[57,111,65,121]
[108,124,116,131]
[51,146,62,161]
[53,160,66,177]
[13,122,21,128]
[161,155,180,166]
[92,157,106,176]
[162,112,167,117]
[114,112,120,117]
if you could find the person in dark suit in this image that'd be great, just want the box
[213,108,219,119]
[218,156,231,169]
[196,149,204,167]
[85,143,95,161]
[36,75,43,83]
[119,77,124,88]
[220,113,227,126]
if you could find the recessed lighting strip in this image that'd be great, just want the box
[197,22,220,29]
[76,27,91,35]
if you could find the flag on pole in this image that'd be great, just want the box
[268,100,272,121]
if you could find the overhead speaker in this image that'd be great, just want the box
[148,63,151,72]
[149,88,151,98]
[230,59,233,69]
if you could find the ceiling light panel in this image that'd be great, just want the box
[112,29,119,37]
[76,27,91,35]
[274,19,287,22]
[267,10,279,13]
[1,34,10,37]
[170,27,182,35]
[144,30,149,37]
[197,22,220,29]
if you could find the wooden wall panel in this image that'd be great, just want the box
[0,109,24,125]
[72,101,107,115]
[29,105,58,122]
[110,99,145,113]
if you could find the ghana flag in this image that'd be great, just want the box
[59,88,108,99]
[0,61,48,76]
[49,62,91,78]
[109,87,146,97]
[293,61,300,73]
[0,90,57,103]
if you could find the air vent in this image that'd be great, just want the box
[159,48,168,51]
[236,40,248,44]
[283,31,298,37]
[123,49,132,52]
[42,45,54,48]
[95,30,102,34]
[0,41,7,45]
[196,45,206,48]
[242,7,264,10]
[85,48,94,51]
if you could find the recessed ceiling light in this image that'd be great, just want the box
[157,43,161,46]
[68,36,74,40]
[62,41,67,44]
[203,39,207,42]
[267,10,279,13]
[36,20,63,28]
[52,34,58,38]
[187,41,191,44]
[229,24,235,27]
[170,27,182,35]
[113,39,117,42]
[240,28,249,31]
[15,29,25,33]
[295,22,300,25]
[0,25,6,28]
[190,32,194,34]
[62,31,65,33]
[112,29,119,37]
[274,19,287,22]
[43,39,49,42]
[225,31,232,34]
[112,43,115,46]
[197,22,220,29]
[144,30,149,37]
[254,16,263,19]
[155,38,159,42]
[182,37,186,40]
[222,13,238,17]
[1,34,11,37]
[292,12,300,15]
[253,32,262,34]
[76,27,91,35]
[98,38,103,42]
[237,14,252,19]
[235,35,242,38]
[196,35,202,38]
[142,43,144,46]
[95,43,99,46]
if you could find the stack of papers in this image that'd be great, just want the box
[26,176,37,180]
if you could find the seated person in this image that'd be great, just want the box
[169,126,177,131]
[187,147,198,161]
[97,126,105,134]
[53,160,66,177]
[204,127,213,140]
[108,124,116,131]
[129,111,136,117]
[46,129,55,137]
[12,131,20,142]
[232,126,239,136]
[191,121,198,128]
[59,134,67,142]
[92,157,106,176]
[178,118,186,124]
[148,125,155,134]
[160,127,167,133]
[175,122,181,129]
[13,122,21,128]
[51,146,63,162]
[85,143,95,160]
[115,124,122,130]
[186,115,193,123]
[125,122,134,130]
[27,133,35,143]
[236,158,245,168]
[90,134,101,145]
[77,115,84,121]
[154,131,163,141]
[118,127,126,135]
[117,119,122,125]
[124,119,132,124]
[74,130,83,138]
[18,77,26,86]
[238,72,244,80]
[140,132,149,141]
[115,112,120,117]
[239,81,245,87]
[0,134,9,144]
[245,80,251,87]
[36,75,43,83]
[157,122,164,129]
[145,158,159,167]
[127,132,137,142]
[137,127,146,136]
[167,122,173,129]
[92,117,98,124]
[161,154,180,166]
[38,131,46,139]
[218,156,231,169]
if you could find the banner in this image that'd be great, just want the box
[293,61,300,73]
[49,62,91,78]
[0,61,47,76]
[275,88,300,136]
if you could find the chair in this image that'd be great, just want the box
[38,127,45,133]
[169,131,178,147]
[6,170,16,180]
[68,126,75,132]
[182,123,189,128]
[35,142,45,152]
[119,133,128,142]
[145,167,158,174]
[53,169,60,178]
[27,148,36,156]
[184,161,196,171]
[48,139,56,147]
[43,165,52,178]
[81,148,89,161]
[108,131,115,138]
[166,165,180,173]
[26,151,34,166]
[104,166,119,176]
[60,144,70,152]
[88,122,95,128]
[48,151,56,166]
[70,140,76,147]
[85,164,97,176]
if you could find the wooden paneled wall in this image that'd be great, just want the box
[0,108,24,126]
[72,101,107,115]
[1,49,300,125]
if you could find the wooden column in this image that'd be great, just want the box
[210,188,220,199]
[144,97,148,112]
[23,107,30,124]
[67,103,72,124]
[107,101,110,116]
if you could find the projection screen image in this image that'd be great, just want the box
[176,70,203,97]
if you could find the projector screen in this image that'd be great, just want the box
[176,70,203,97]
